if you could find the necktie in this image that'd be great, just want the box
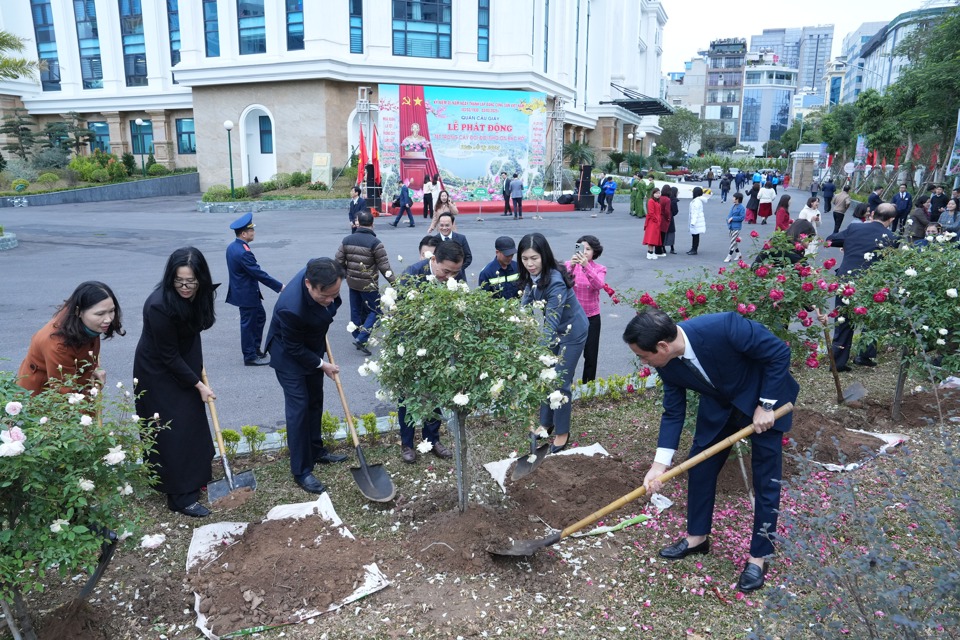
[680,357,714,390]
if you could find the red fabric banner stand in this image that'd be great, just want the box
[398,85,444,193]
[356,125,368,186]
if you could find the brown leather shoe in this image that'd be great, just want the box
[431,441,453,459]
[401,446,417,464]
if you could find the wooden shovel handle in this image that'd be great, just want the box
[324,337,361,448]
[557,402,795,540]
[201,368,227,457]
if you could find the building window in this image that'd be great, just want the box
[740,90,760,142]
[130,119,153,155]
[204,0,219,57]
[73,0,103,89]
[238,0,266,54]
[88,121,110,152]
[167,0,180,72]
[543,0,549,72]
[770,89,791,141]
[31,1,60,92]
[286,0,303,50]
[477,0,489,62]
[392,0,452,59]
[176,118,196,154]
[349,0,363,53]
[119,0,148,87]
[259,116,273,154]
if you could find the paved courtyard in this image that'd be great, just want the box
[0,186,834,434]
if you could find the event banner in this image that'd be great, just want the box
[377,84,548,202]
[946,108,960,176]
[854,135,868,170]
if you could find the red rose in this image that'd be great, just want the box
[801,317,814,327]
[755,266,770,277]
[797,310,808,319]
[746,303,757,313]
[828,283,840,292]
[806,356,820,369]
[853,306,868,315]
[686,289,696,301]
[799,266,812,277]
[823,258,837,269]
[728,281,739,291]
[750,230,759,238]
[718,267,727,274]
[873,292,887,303]
[696,294,707,304]
[639,293,657,306]
[795,243,805,252]
[716,283,726,291]
[843,286,856,297]
[639,367,652,378]
[737,303,748,314]
[801,282,814,292]
[769,289,785,301]
[736,236,743,243]
[763,242,772,250]
[776,274,787,283]
[626,384,636,393]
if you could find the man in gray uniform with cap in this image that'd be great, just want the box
[226,213,284,366]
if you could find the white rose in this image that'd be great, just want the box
[455,300,467,312]
[446,277,460,291]
[67,393,85,405]
[837,317,846,324]
[922,325,930,331]
[140,533,166,549]
[936,339,946,346]
[905,268,918,277]
[366,360,381,374]
[397,255,404,262]
[133,377,138,385]
[4,401,22,416]
[936,235,945,243]
[102,445,126,466]
[88,387,99,398]
[479,372,489,380]
[0,440,25,457]
[118,484,134,495]
[452,392,470,406]
[50,519,69,534]
[358,364,370,377]
[383,287,397,300]
[79,415,93,427]
[863,252,874,261]
[459,282,470,293]
[538,354,559,366]
[131,414,140,423]
[406,290,419,300]
[381,297,396,312]
[39,416,49,425]
[346,321,358,333]
[425,274,436,282]
[539,368,558,381]
[507,315,521,323]
[397,345,405,356]
[947,288,958,298]
[547,390,567,410]
[939,328,948,336]
[78,478,95,491]
[417,440,434,453]
[416,348,427,357]
[116,381,124,389]
[384,270,393,278]
[490,379,505,398]
[375,389,389,401]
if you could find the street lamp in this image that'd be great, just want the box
[134,118,145,177]
[627,132,634,151]
[223,120,235,199]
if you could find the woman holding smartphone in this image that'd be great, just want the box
[565,235,607,383]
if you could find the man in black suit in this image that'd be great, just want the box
[821,178,836,213]
[826,204,898,370]
[929,184,949,222]
[624,309,799,592]
[347,186,367,232]
[433,211,472,281]
[867,186,885,214]
[265,258,348,494]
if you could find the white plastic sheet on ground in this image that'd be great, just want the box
[186,493,390,640]
[811,430,910,472]
[483,443,610,492]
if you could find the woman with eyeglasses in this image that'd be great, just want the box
[134,247,218,518]
[18,281,124,395]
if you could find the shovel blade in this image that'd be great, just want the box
[510,443,551,481]
[843,381,868,403]
[206,470,257,503]
[488,531,562,557]
[350,463,396,502]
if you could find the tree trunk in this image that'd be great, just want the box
[892,347,909,423]
[11,589,37,640]
[449,410,470,513]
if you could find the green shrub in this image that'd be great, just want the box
[340,166,358,183]
[260,180,277,192]
[68,155,99,181]
[121,152,137,175]
[30,147,70,170]
[90,168,110,183]
[289,171,309,187]
[307,181,328,191]
[37,173,60,184]
[6,160,37,182]
[201,185,232,202]
[241,425,266,459]
[245,181,264,198]
[107,158,128,180]
[145,152,156,170]
[147,163,170,176]
[321,411,340,444]
[221,429,241,459]
[276,428,288,454]
[272,172,292,189]
[232,186,247,199]
[0,225,5,235]
[11,178,29,191]
[362,413,379,445]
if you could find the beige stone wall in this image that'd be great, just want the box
[193,79,357,190]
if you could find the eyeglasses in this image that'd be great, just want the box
[173,279,199,289]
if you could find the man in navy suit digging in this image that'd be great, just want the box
[623,309,799,592]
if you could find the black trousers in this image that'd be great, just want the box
[503,195,512,213]
[691,234,700,251]
[581,314,601,382]
[423,193,433,218]
[833,211,845,235]
[831,296,877,368]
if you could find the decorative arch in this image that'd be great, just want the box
[237,104,277,185]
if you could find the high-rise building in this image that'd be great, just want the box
[665,57,707,115]
[750,28,802,67]
[702,38,746,141]
[738,56,797,156]
[822,58,847,110]
[839,21,886,104]
[750,25,833,98]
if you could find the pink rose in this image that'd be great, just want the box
[769,289,785,301]
[806,356,820,369]
[823,258,837,270]
[801,282,814,292]
[737,303,748,314]
[728,281,739,291]
[755,266,770,277]
[696,294,707,305]
[828,283,840,292]
[7,427,25,442]
[746,303,757,313]
[776,274,787,283]
[750,230,759,238]
[801,317,814,327]
[853,306,868,315]
[843,286,856,297]
[797,310,808,320]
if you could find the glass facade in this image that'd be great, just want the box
[740,89,760,142]
[119,0,148,87]
[176,118,196,154]
[238,0,266,54]
[204,0,220,57]
[31,0,60,92]
[349,0,363,53]
[259,116,273,154]
[478,0,489,62]
[392,0,452,59]
[131,120,153,154]
[769,89,791,141]
[167,0,180,69]
[88,121,110,152]
[73,0,103,89]
[286,0,303,50]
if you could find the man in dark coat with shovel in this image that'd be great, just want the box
[266,258,348,495]
[623,309,799,593]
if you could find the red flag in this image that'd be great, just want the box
[371,124,381,186]
[912,144,922,161]
[894,146,903,169]
[929,143,939,172]
[882,156,887,167]
[828,154,834,167]
[356,125,368,186]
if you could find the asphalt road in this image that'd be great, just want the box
[0,186,835,433]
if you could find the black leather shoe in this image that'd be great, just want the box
[853,357,877,367]
[659,536,710,560]
[389,223,398,228]
[244,356,270,366]
[256,349,266,358]
[550,441,569,454]
[836,365,852,372]
[176,502,211,518]
[431,441,453,459]
[295,474,327,494]
[737,561,767,592]
[354,340,372,356]
[401,446,417,463]
[686,250,698,255]
[316,452,348,464]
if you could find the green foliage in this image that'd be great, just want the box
[658,107,704,155]
[339,166,359,183]
[106,157,128,180]
[367,277,561,426]
[624,151,646,172]
[563,141,595,168]
[276,427,288,454]
[855,89,901,158]
[0,149,6,174]
[30,146,70,170]
[362,413,379,446]
[240,425,266,459]
[245,180,263,197]
[320,411,340,444]
[145,152,156,170]
[607,151,625,167]
[0,225,5,235]
[68,149,121,182]
[0,369,155,611]
[220,428,241,459]
[271,172,292,189]
[0,30,40,81]
[63,112,95,154]
[121,152,137,175]
[90,168,109,183]
[627,231,841,364]
[820,103,859,160]
[147,163,169,176]
[232,186,247,199]
[386,411,398,432]
[260,179,278,192]
[0,107,37,161]
[11,177,28,191]
[289,171,310,187]
[307,181,328,191]
[37,172,59,184]
[201,185,233,201]
[40,120,72,151]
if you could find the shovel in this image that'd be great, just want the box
[489,402,794,557]
[201,367,257,503]
[325,338,396,503]
[818,313,867,405]
[510,431,551,481]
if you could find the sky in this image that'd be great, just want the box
[660,0,941,74]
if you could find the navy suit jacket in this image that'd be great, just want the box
[348,197,367,225]
[225,238,283,307]
[656,313,799,451]
[826,221,897,277]
[265,267,341,375]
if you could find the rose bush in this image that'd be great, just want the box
[0,370,155,637]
